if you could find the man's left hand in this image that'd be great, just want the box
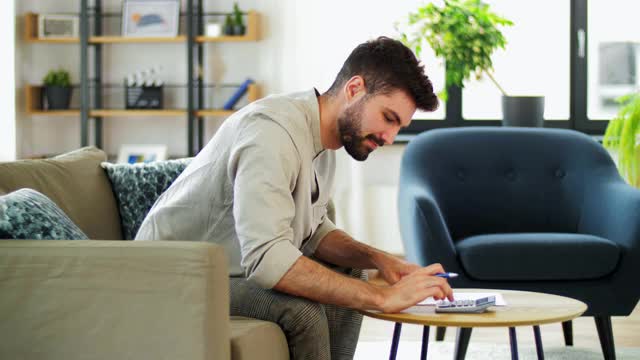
[374,254,421,285]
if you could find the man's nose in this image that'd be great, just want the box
[380,128,399,145]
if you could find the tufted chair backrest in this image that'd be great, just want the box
[400,127,621,241]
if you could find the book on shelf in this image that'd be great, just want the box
[223,78,254,110]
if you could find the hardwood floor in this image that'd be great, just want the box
[359,303,640,349]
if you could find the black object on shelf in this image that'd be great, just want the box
[125,83,164,109]
[43,86,73,110]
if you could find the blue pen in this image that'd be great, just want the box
[436,272,458,278]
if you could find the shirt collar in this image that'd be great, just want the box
[306,88,324,156]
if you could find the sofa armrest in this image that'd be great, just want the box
[0,240,230,360]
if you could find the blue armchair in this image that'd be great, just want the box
[398,127,640,360]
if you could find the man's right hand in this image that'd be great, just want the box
[376,263,454,313]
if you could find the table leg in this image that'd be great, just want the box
[509,327,519,360]
[533,325,544,360]
[420,326,430,360]
[389,322,402,360]
[454,327,472,360]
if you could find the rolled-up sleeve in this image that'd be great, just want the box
[228,117,302,289]
[302,217,337,256]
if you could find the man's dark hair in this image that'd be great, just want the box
[326,36,439,112]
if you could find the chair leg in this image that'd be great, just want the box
[454,328,472,360]
[436,326,446,341]
[594,316,616,360]
[561,320,573,346]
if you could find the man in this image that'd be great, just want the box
[136,36,453,359]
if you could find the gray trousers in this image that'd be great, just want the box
[230,265,365,360]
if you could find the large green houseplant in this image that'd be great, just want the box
[398,1,543,127]
[398,0,512,101]
[603,92,640,187]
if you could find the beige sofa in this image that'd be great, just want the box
[0,148,289,360]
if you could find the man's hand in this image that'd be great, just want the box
[376,263,454,313]
[373,253,422,285]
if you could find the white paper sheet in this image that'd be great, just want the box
[418,292,507,306]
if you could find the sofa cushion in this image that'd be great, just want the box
[0,147,122,240]
[0,189,89,240]
[456,233,620,281]
[101,158,192,240]
[230,316,289,360]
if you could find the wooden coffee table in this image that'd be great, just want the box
[359,288,587,360]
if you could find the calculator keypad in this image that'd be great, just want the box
[435,296,496,313]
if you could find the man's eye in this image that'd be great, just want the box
[385,116,394,123]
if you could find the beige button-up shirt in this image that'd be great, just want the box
[135,89,337,289]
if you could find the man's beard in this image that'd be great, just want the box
[337,98,384,161]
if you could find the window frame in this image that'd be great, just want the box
[401,0,608,136]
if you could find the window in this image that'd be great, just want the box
[462,0,570,121]
[587,0,640,121]
[403,0,616,136]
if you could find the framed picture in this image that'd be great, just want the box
[122,0,180,37]
[38,14,79,39]
[117,144,168,164]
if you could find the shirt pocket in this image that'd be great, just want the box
[312,201,327,227]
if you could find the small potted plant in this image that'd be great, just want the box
[232,2,246,36]
[43,68,72,110]
[399,1,542,127]
[603,92,640,187]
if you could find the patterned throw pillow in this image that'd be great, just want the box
[0,188,89,240]
[101,158,192,240]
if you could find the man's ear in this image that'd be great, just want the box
[344,76,366,102]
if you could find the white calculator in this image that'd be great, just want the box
[435,296,496,313]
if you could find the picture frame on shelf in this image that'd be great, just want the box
[117,144,168,164]
[121,0,180,38]
[38,14,79,39]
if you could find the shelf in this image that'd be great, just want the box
[196,110,236,117]
[26,83,261,118]
[89,36,187,43]
[25,12,259,44]
[28,110,80,116]
[90,109,187,117]
[26,109,188,117]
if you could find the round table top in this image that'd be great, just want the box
[359,288,587,328]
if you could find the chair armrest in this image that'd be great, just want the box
[0,240,230,360]
[580,181,640,250]
[580,181,640,306]
[398,185,459,271]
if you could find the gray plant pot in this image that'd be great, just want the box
[501,96,545,127]
[233,24,246,36]
[44,86,72,110]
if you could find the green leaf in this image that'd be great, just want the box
[42,68,71,87]
[603,92,640,186]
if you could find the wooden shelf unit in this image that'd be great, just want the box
[24,6,263,156]
[25,12,260,44]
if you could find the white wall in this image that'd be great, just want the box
[1,0,16,161]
